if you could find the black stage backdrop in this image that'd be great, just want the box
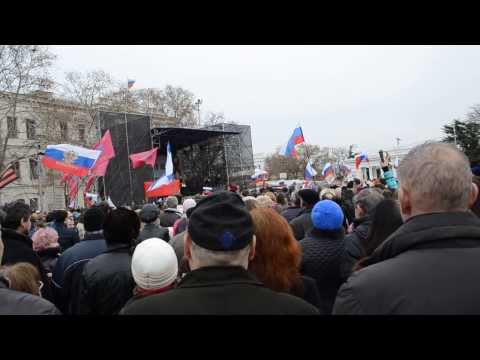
[99,111,154,207]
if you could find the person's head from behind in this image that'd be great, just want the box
[0,262,42,296]
[31,225,60,252]
[2,202,31,234]
[471,176,480,218]
[320,188,337,201]
[311,200,345,233]
[397,142,477,221]
[83,206,106,233]
[276,192,287,206]
[184,191,256,271]
[255,195,274,208]
[182,198,197,215]
[97,201,112,217]
[53,210,68,224]
[139,204,160,224]
[353,188,384,219]
[131,238,178,294]
[297,189,319,209]
[242,196,258,211]
[250,207,301,292]
[265,192,277,203]
[103,207,140,247]
[166,196,178,210]
[363,199,403,256]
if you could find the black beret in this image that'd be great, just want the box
[188,191,254,251]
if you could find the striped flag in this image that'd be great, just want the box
[0,165,18,190]
[127,79,135,89]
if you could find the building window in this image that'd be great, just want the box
[60,121,68,139]
[29,198,38,211]
[26,119,36,139]
[7,116,17,138]
[29,158,39,180]
[78,124,85,142]
[12,161,21,178]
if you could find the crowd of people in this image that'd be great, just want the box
[2,142,480,314]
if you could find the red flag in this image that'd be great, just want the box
[90,130,115,176]
[129,148,157,169]
[94,130,115,160]
[67,176,80,203]
[60,173,71,185]
[144,180,180,198]
[85,174,96,193]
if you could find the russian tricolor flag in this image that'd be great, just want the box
[322,162,334,178]
[355,152,369,169]
[280,127,305,157]
[148,142,174,192]
[304,160,317,180]
[42,144,102,177]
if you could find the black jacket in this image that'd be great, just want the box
[52,231,107,314]
[1,228,53,302]
[137,223,169,243]
[0,277,60,315]
[289,208,314,241]
[334,211,480,315]
[292,275,323,312]
[300,228,345,314]
[341,216,371,281]
[121,266,320,315]
[159,209,181,228]
[77,243,134,315]
[51,222,80,252]
[36,247,60,274]
[281,206,303,223]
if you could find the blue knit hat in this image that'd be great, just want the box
[311,200,344,231]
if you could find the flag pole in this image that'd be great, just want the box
[95,110,107,199]
[298,125,314,180]
[125,79,134,206]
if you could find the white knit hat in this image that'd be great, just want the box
[131,238,178,290]
[182,198,197,213]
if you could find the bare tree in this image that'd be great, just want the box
[59,70,118,138]
[0,45,56,173]
[264,145,349,179]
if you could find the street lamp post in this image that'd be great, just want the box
[195,99,202,127]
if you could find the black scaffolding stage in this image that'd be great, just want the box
[98,109,253,206]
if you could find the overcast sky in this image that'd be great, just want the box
[51,45,480,155]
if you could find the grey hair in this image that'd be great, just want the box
[397,142,472,211]
[166,196,178,209]
[353,188,384,215]
[190,240,251,269]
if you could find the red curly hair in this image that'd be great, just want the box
[250,207,302,293]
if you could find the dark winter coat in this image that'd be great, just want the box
[292,275,323,311]
[334,211,480,315]
[289,208,314,241]
[281,206,303,223]
[300,228,345,314]
[51,231,107,314]
[77,244,134,315]
[137,223,169,243]
[1,228,53,302]
[0,277,60,315]
[36,247,60,274]
[341,216,371,281]
[51,222,80,252]
[159,209,181,228]
[120,266,320,315]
